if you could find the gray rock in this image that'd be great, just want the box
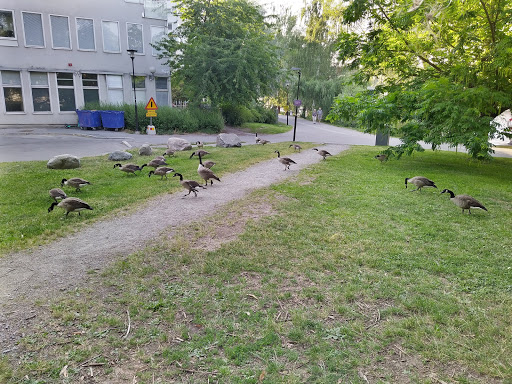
[47,154,81,169]
[138,144,153,156]
[216,133,242,148]
[167,137,192,151]
[108,151,133,161]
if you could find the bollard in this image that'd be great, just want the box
[146,125,156,135]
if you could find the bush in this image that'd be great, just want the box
[84,103,223,134]
[221,103,277,127]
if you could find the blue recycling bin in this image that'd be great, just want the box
[76,109,101,129]
[100,110,125,130]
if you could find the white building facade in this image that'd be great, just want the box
[0,0,172,126]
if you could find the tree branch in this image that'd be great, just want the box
[376,2,445,74]
[479,0,496,45]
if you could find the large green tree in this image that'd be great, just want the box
[329,0,512,158]
[155,0,279,107]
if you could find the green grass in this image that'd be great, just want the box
[4,147,512,383]
[241,122,292,134]
[0,143,309,255]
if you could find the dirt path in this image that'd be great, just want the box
[0,144,348,353]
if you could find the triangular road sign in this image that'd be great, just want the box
[145,97,158,110]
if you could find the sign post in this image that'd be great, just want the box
[145,97,158,135]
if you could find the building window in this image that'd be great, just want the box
[50,15,71,49]
[127,23,143,54]
[150,26,166,56]
[102,20,120,53]
[155,77,168,106]
[57,72,76,111]
[2,71,24,112]
[144,0,167,20]
[30,72,51,112]
[82,73,99,106]
[0,10,15,39]
[132,76,146,104]
[22,12,44,47]
[77,18,95,51]
[106,75,123,104]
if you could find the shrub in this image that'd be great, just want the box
[83,103,223,134]
[221,103,277,127]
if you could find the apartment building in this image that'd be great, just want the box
[0,0,172,126]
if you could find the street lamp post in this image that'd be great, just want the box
[291,67,301,142]
[285,82,290,125]
[127,49,139,133]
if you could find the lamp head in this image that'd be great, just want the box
[127,49,137,59]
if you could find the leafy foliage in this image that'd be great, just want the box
[85,103,224,133]
[329,0,512,158]
[155,0,279,107]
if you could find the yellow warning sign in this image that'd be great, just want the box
[146,110,157,117]
[145,97,158,110]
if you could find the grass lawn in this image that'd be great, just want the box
[0,143,314,256]
[241,122,292,135]
[2,147,512,383]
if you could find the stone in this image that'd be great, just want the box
[138,144,153,156]
[167,137,192,151]
[47,154,81,169]
[216,133,242,148]
[108,151,133,161]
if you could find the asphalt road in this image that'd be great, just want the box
[1,116,511,162]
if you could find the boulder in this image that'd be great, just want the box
[138,144,153,156]
[216,133,242,148]
[167,137,192,151]
[108,151,133,161]
[47,154,81,169]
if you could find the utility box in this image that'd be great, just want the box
[375,130,389,146]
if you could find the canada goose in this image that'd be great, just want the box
[197,153,221,185]
[148,166,175,180]
[189,150,210,159]
[196,141,204,148]
[163,148,175,157]
[48,197,93,217]
[375,154,388,163]
[405,176,437,192]
[255,133,259,144]
[49,188,67,202]
[274,150,296,171]
[202,160,216,169]
[441,189,488,214]
[153,156,166,161]
[312,148,332,160]
[113,163,145,174]
[173,173,205,197]
[142,158,168,169]
[257,138,270,145]
[289,144,302,152]
[61,178,91,192]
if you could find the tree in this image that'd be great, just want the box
[271,0,355,117]
[328,0,512,158]
[155,0,279,107]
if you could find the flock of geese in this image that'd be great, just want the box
[47,142,486,218]
[47,139,337,218]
